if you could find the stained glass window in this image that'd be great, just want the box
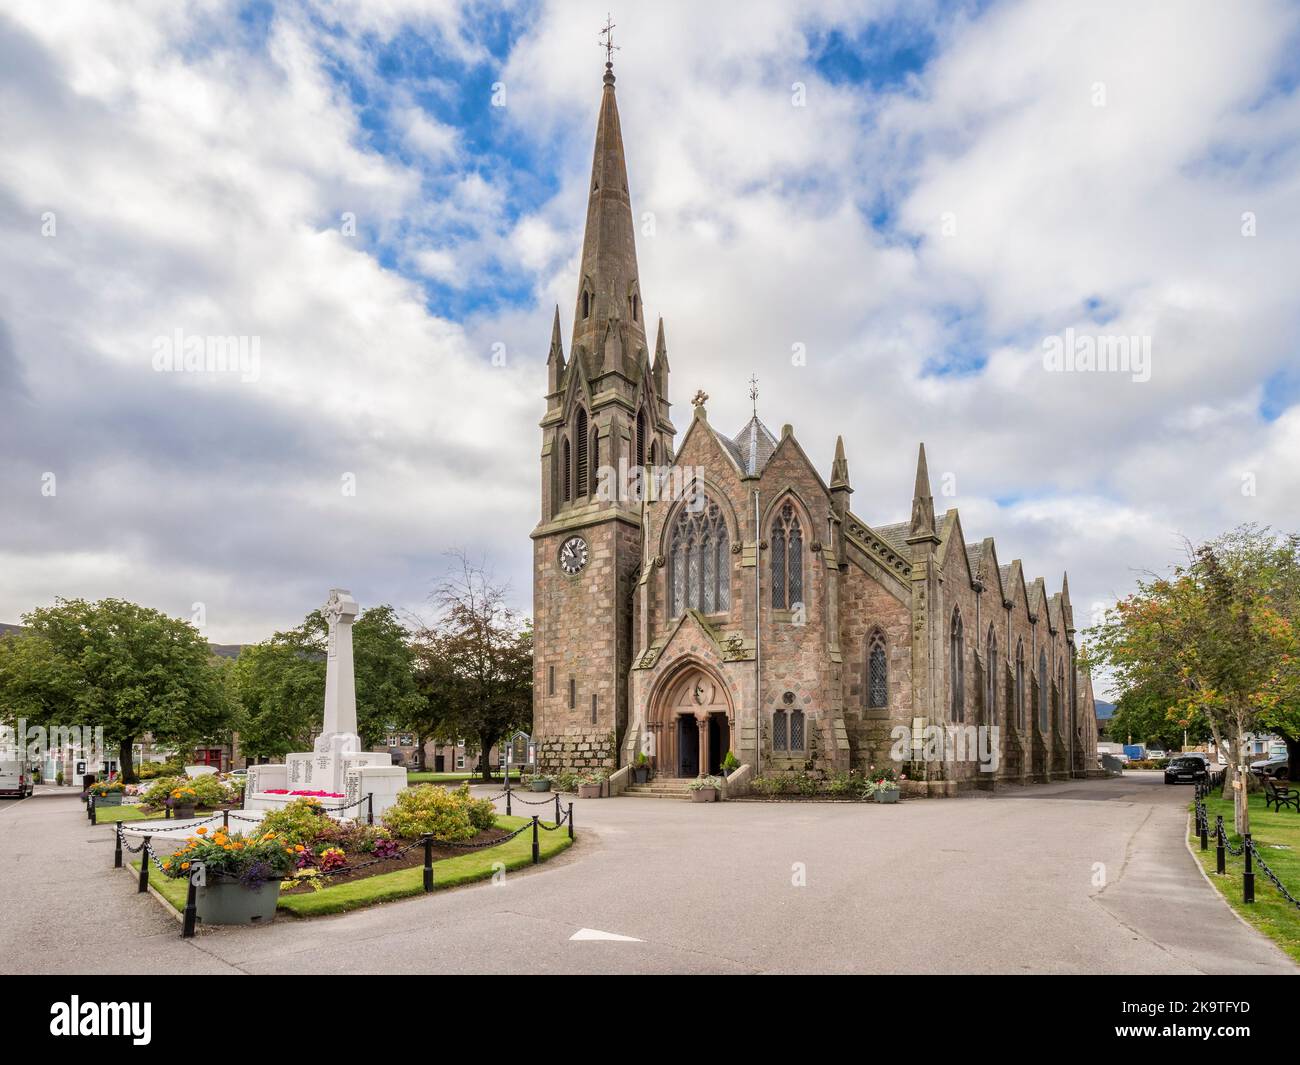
[867,631,888,708]
[668,498,730,615]
[770,502,803,611]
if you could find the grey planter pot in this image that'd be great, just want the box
[577,784,602,799]
[873,788,900,804]
[196,881,280,925]
[93,792,124,806]
[632,767,650,785]
[691,788,718,803]
[529,779,551,792]
[171,804,197,819]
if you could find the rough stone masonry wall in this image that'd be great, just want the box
[537,728,618,775]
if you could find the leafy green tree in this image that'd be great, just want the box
[1107,681,1210,752]
[0,598,229,781]
[1088,527,1300,831]
[352,605,423,750]
[229,632,324,761]
[423,553,532,781]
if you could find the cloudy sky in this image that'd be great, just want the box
[1,0,1298,692]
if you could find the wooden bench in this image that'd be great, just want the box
[1264,778,1299,813]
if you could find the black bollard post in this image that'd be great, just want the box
[568,802,574,841]
[1216,815,1225,875]
[1243,834,1255,903]
[88,797,95,825]
[422,834,433,892]
[555,793,561,825]
[531,815,539,864]
[223,808,229,830]
[1199,808,1208,851]
[137,838,152,893]
[182,876,198,939]
[114,826,123,869]
[367,793,374,826]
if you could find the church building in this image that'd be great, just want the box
[530,59,1100,795]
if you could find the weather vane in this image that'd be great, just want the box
[599,13,619,66]
[748,373,759,414]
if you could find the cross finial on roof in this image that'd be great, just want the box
[599,13,619,68]
[748,373,759,414]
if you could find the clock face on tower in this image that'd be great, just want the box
[557,535,589,575]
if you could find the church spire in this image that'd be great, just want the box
[572,51,644,372]
[908,442,938,541]
[830,435,850,491]
[546,304,565,392]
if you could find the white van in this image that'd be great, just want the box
[0,757,35,799]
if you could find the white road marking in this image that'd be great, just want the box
[570,927,643,942]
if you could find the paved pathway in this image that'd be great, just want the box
[0,774,1293,974]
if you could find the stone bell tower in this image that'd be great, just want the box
[531,53,675,776]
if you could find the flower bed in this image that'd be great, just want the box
[743,766,907,801]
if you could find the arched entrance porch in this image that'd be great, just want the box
[648,662,734,778]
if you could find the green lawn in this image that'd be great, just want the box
[406,770,520,785]
[93,805,150,824]
[130,814,572,920]
[1189,792,1300,963]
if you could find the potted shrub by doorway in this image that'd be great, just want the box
[632,752,651,785]
[160,827,295,925]
[577,770,607,799]
[688,776,723,803]
[720,750,740,777]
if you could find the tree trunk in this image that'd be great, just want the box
[1233,712,1250,836]
[118,737,136,783]
[480,732,494,782]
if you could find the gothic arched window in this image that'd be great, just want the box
[770,502,803,610]
[1015,639,1026,729]
[589,425,600,497]
[867,630,888,709]
[575,409,589,498]
[668,497,730,616]
[1038,648,1049,733]
[985,625,998,724]
[950,608,965,722]
[581,289,591,319]
[1058,662,1065,730]
[790,708,805,751]
[773,710,788,752]
[561,437,572,503]
[636,408,647,468]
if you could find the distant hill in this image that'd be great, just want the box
[2,622,244,659]
[1095,700,1115,720]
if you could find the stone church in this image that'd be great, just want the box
[531,60,1100,794]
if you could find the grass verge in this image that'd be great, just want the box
[131,814,572,919]
[406,771,520,785]
[1189,791,1300,964]
[93,805,150,824]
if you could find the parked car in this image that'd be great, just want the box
[1164,757,1209,785]
[1250,755,1290,781]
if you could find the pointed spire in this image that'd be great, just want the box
[547,304,565,392]
[572,57,644,374]
[908,442,937,540]
[830,435,851,491]
[652,316,669,389]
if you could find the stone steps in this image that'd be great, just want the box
[623,779,697,800]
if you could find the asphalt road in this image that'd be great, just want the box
[0,774,1293,974]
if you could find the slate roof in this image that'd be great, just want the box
[719,415,780,476]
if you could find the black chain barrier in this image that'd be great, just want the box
[1199,793,1299,909]
[117,793,577,937]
